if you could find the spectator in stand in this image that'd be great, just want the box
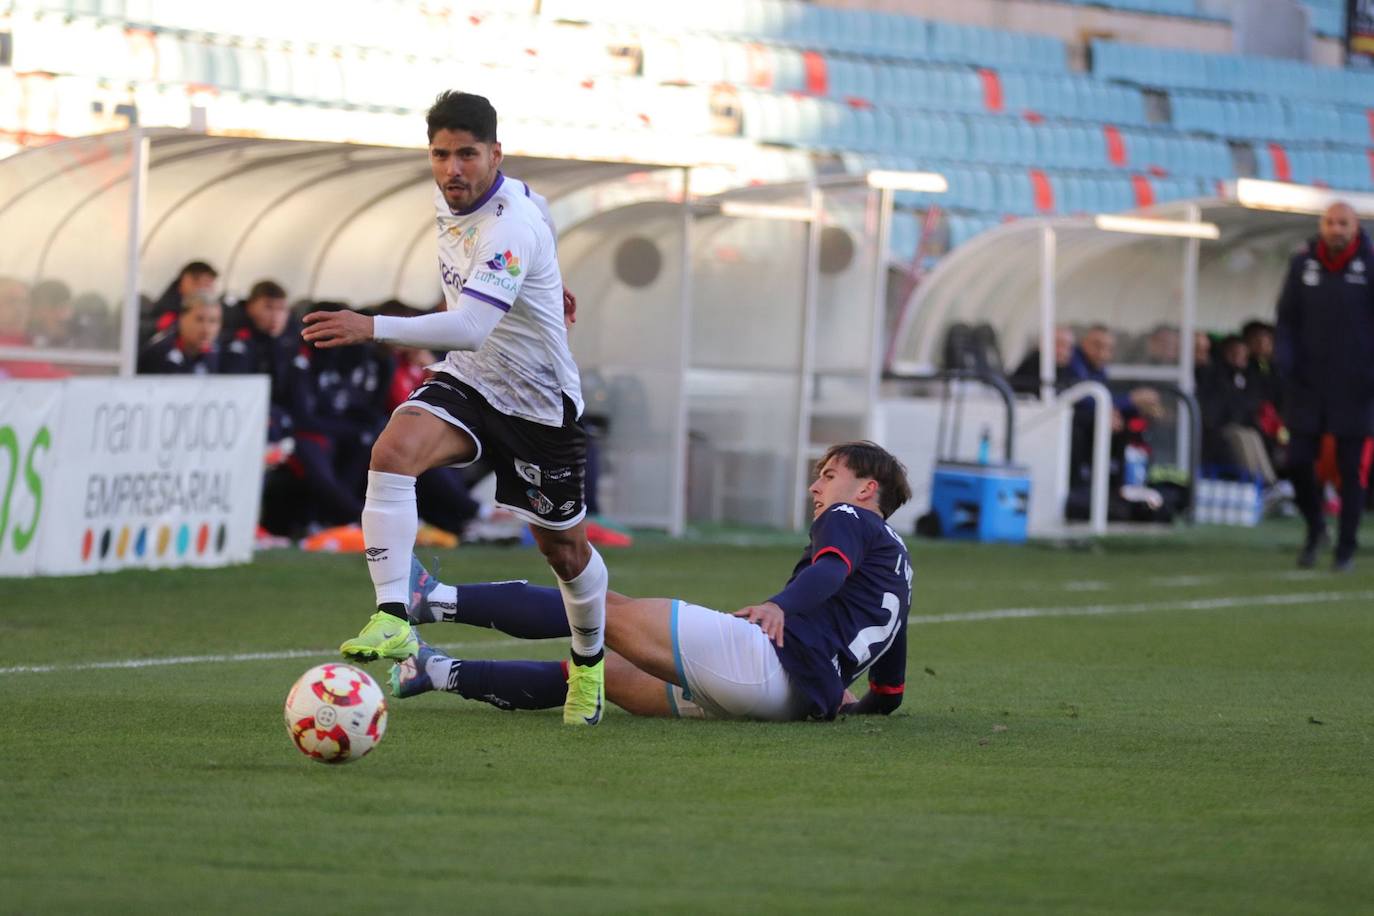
[1198,335,1277,487]
[1009,325,1075,395]
[146,261,218,340]
[1276,201,1374,572]
[27,280,75,349]
[1142,323,1180,366]
[1240,319,1286,476]
[1064,325,1165,493]
[1192,330,1213,388]
[222,280,302,443]
[137,292,223,374]
[0,275,30,347]
[69,292,117,350]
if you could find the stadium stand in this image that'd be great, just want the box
[1,0,1371,264]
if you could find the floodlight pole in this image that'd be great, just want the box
[119,129,150,378]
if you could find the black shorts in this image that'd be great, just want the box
[402,373,587,530]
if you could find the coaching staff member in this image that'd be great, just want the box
[1276,201,1374,572]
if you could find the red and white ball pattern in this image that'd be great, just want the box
[284,663,388,764]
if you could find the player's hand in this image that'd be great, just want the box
[302,309,374,348]
[563,286,577,325]
[734,601,785,647]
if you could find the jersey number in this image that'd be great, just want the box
[848,591,901,668]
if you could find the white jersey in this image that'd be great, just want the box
[432,172,582,426]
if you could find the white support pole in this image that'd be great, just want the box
[118,129,150,378]
[1177,202,1201,486]
[1178,203,1201,397]
[866,185,893,439]
[1039,223,1057,402]
[669,167,693,537]
[790,185,823,532]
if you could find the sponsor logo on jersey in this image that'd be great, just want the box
[515,459,542,486]
[526,488,554,515]
[546,466,573,481]
[440,259,465,290]
[472,269,518,294]
[486,250,522,277]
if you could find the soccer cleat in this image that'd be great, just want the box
[388,642,445,699]
[1297,529,1329,569]
[408,556,441,624]
[562,657,605,726]
[1333,548,1356,574]
[340,611,419,663]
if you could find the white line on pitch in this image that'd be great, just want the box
[914,589,1374,624]
[0,638,535,677]
[4,589,1372,678]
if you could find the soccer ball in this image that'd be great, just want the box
[284,663,388,764]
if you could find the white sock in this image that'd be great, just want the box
[361,470,417,607]
[426,653,458,692]
[557,546,607,661]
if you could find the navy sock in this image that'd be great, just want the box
[443,581,571,639]
[451,659,568,711]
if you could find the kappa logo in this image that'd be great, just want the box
[526,488,555,515]
[486,250,522,277]
[832,504,859,518]
[515,459,542,486]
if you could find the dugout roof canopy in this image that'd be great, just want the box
[890,183,1374,375]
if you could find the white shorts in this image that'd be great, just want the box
[665,600,807,721]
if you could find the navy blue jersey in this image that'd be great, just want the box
[136,329,220,375]
[771,503,913,719]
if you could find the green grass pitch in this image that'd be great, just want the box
[2,522,1373,914]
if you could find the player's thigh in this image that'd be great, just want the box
[370,407,478,476]
[483,399,588,531]
[604,651,673,718]
[603,597,678,686]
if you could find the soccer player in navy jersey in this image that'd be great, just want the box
[389,441,914,721]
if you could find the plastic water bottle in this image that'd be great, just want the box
[1123,444,1147,487]
[977,427,991,465]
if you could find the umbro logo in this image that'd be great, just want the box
[364,547,388,562]
[572,625,600,637]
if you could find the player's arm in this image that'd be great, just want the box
[840,624,907,716]
[736,553,849,646]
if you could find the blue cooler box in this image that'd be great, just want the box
[930,462,1030,543]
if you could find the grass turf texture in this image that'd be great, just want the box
[2,522,1373,914]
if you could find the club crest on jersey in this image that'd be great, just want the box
[515,459,542,487]
[526,488,554,515]
[486,250,521,277]
[460,226,479,257]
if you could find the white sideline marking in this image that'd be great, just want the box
[914,589,1374,625]
[0,638,530,677]
[4,589,1373,678]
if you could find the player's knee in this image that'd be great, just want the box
[539,536,591,581]
[368,435,419,476]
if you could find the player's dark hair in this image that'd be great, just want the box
[179,261,218,280]
[180,292,219,313]
[426,91,498,144]
[816,441,912,519]
[248,279,287,302]
[1241,319,1274,339]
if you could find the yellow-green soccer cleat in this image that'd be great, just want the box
[563,657,605,726]
[340,611,419,663]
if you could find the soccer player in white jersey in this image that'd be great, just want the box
[301,91,607,726]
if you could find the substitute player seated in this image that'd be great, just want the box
[389,441,913,720]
